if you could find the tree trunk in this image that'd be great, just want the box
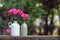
[43,10,49,35]
[50,9,54,24]
[58,4,60,35]
[49,9,55,35]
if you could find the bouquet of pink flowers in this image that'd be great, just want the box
[7,8,29,20]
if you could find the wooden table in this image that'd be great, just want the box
[0,35,60,40]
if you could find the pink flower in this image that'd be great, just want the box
[17,9,24,16]
[12,8,18,15]
[7,8,18,16]
[7,8,29,20]
[5,29,10,34]
[7,9,12,16]
[21,14,29,20]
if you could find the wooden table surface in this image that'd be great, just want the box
[0,35,60,40]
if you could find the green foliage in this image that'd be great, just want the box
[1,0,59,35]
[53,8,58,15]
[0,0,47,32]
[58,0,60,3]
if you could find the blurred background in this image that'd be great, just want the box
[0,0,60,35]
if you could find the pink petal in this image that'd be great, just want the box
[6,29,10,34]
[7,8,18,16]
[12,8,18,15]
[21,14,29,20]
[7,9,13,16]
[18,9,24,16]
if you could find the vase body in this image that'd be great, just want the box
[21,22,28,36]
[8,21,20,36]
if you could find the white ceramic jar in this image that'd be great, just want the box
[8,21,20,36]
[21,22,28,36]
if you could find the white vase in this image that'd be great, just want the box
[8,21,20,36]
[21,22,28,36]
